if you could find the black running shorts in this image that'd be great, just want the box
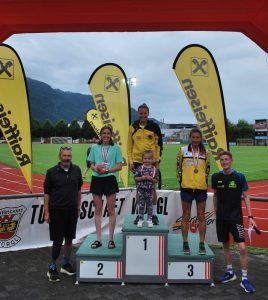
[180,189,207,203]
[90,175,119,196]
[49,208,78,242]
[216,219,245,243]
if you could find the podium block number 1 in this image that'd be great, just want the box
[125,235,165,276]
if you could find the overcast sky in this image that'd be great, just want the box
[6,31,268,124]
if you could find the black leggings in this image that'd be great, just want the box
[52,241,62,262]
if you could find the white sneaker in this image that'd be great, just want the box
[147,220,153,228]
[137,220,144,227]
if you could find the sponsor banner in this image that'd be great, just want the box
[86,109,102,138]
[0,190,217,252]
[173,44,229,169]
[0,44,32,191]
[88,63,130,187]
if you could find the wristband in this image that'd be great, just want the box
[248,215,254,219]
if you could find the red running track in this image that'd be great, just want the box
[0,163,267,248]
[0,163,89,195]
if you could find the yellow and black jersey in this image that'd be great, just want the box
[176,144,210,190]
[127,120,163,164]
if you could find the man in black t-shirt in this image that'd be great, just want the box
[44,146,83,282]
[212,151,257,294]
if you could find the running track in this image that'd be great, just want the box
[0,163,267,248]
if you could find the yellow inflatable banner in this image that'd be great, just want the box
[0,44,32,191]
[86,109,102,138]
[173,44,229,169]
[88,63,130,187]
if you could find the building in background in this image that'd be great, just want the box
[254,119,268,146]
[160,123,197,144]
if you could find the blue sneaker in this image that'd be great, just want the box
[240,279,255,293]
[219,271,237,283]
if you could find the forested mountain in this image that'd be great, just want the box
[27,78,140,123]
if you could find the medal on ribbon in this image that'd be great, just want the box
[101,145,110,171]
[192,147,200,174]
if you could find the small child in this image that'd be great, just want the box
[135,150,159,228]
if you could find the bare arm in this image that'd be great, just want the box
[108,162,122,173]
[243,191,257,227]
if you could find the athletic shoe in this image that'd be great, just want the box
[152,215,159,225]
[147,220,153,228]
[137,220,144,227]
[60,263,76,276]
[47,268,60,282]
[240,278,255,293]
[219,271,237,283]
[134,215,139,225]
[183,241,190,255]
[199,242,206,255]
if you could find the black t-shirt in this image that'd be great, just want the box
[44,163,83,209]
[211,170,248,221]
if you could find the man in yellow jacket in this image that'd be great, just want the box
[127,103,163,225]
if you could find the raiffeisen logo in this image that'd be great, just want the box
[181,78,225,161]
[0,103,31,167]
[94,93,122,146]
[0,206,26,248]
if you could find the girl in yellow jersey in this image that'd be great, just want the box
[176,128,210,255]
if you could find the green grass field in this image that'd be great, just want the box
[1,144,268,189]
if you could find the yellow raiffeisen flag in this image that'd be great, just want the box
[0,44,32,191]
[88,63,130,187]
[173,44,229,169]
[86,109,102,138]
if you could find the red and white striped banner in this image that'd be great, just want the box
[158,235,165,276]
[116,260,122,279]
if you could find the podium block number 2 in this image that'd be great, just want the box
[80,260,122,279]
[125,235,165,276]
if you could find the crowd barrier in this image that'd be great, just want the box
[1,189,267,252]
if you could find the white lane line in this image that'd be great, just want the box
[0,177,44,189]
[249,192,268,196]
[0,186,25,194]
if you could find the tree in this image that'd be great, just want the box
[55,119,68,137]
[69,119,81,140]
[81,120,98,140]
[227,119,239,142]
[42,119,55,138]
[236,119,254,139]
[31,118,42,137]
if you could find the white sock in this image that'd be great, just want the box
[242,269,247,279]
[153,205,157,215]
[227,265,233,273]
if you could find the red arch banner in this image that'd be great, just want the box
[0,0,267,52]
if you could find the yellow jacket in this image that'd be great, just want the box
[127,120,163,164]
[176,145,210,190]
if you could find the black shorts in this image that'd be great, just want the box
[216,219,245,243]
[180,189,207,203]
[90,175,119,196]
[49,208,78,243]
